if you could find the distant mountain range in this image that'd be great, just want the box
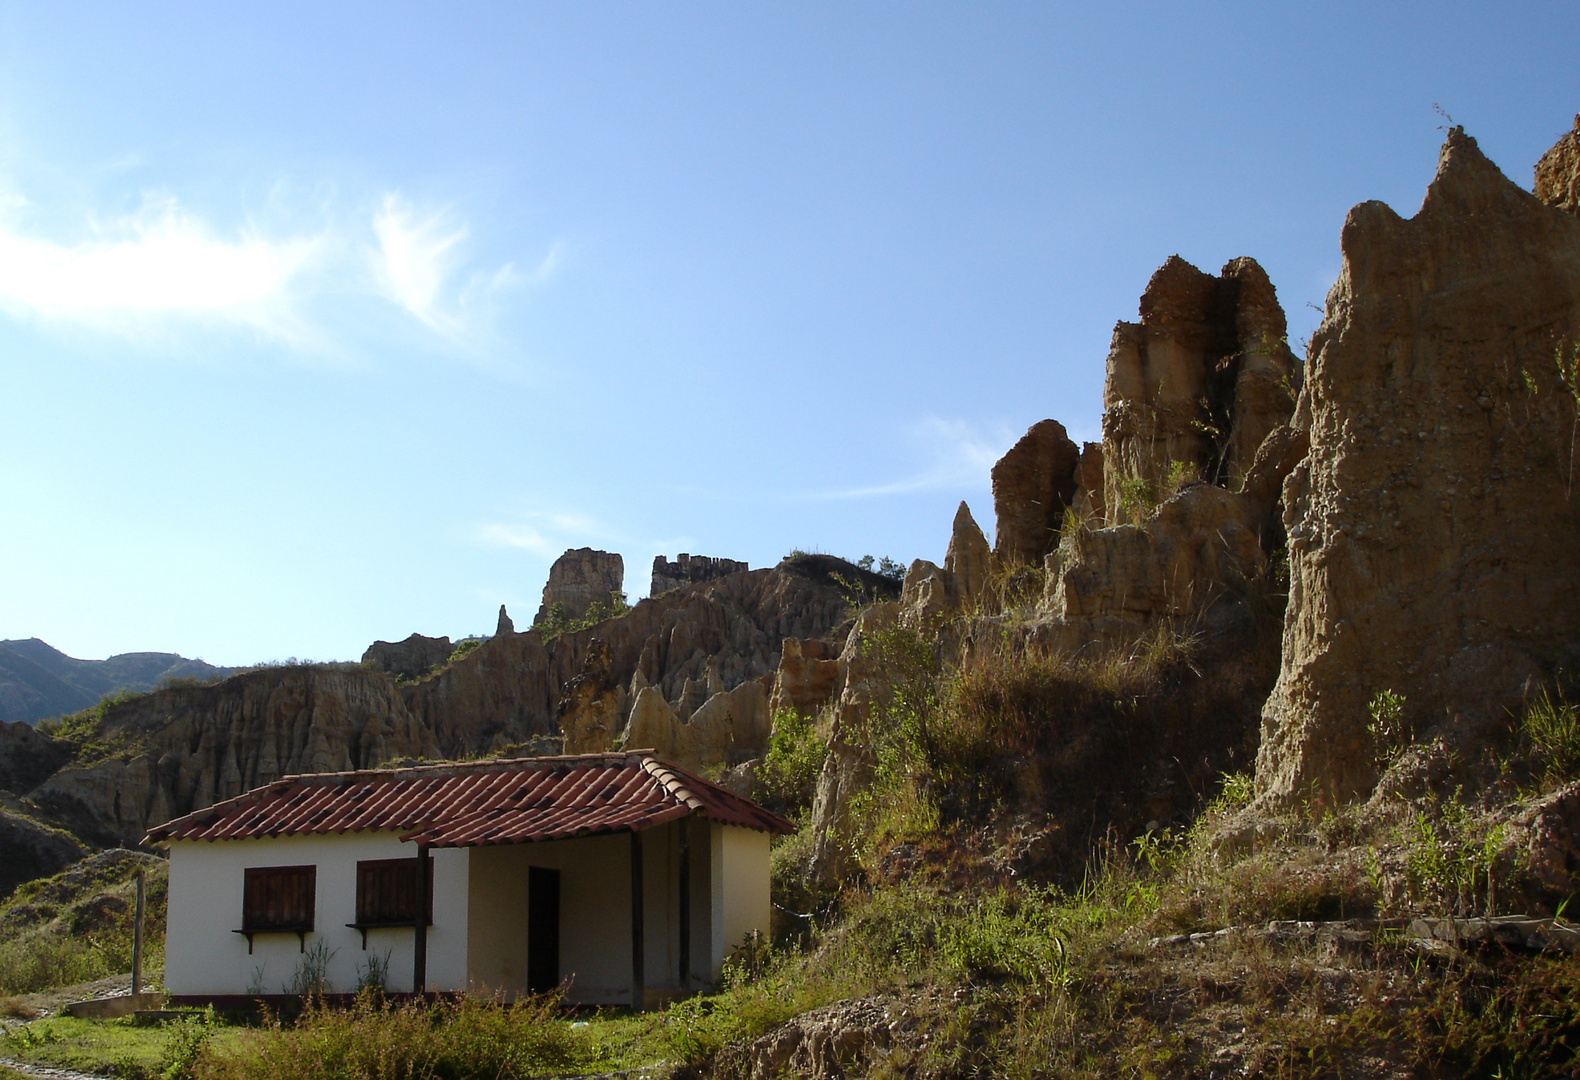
[0,638,239,726]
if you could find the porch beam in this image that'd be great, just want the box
[413,843,430,994]
[678,821,691,991]
[630,829,645,1011]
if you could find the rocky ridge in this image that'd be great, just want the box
[33,559,855,846]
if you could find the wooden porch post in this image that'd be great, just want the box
[630,829,645,1011]
[678,822,691,991]
[413,843,431,995]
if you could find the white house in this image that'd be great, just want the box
[143,752,794,1009]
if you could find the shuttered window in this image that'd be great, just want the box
[242,865,316,931]
[356,859,432,926]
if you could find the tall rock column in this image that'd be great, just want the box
[534,548,624,623]
[1258,127,1580,806]
[1101,256,1299,522]
[991,419,1080,567]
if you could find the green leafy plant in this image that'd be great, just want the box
[757,710,826,820]
[1368,688,1409,767]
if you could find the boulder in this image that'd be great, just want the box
[360,633,453,681]
[991,420,1080,566]
[1536,114,1580,217]
[1257,128,1580,806]
[534,548,624,623]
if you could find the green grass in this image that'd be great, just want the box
[0,1014,244,1080]
[0,850,167,995]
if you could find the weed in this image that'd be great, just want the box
[285,941,336,997]
[532,591,632,639]
[1367,688,1409,768]
[1518,686,1580,785]
[192,991,607,1080]
[353,951,390,994]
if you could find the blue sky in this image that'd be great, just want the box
[1,2,1575,666]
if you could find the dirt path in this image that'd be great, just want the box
[0,1057,111,1080]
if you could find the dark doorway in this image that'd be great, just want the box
[527,867,561,993]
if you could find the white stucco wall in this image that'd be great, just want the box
[164,816,774,1004]
[711,824,771,980]
[164,833,468,996]
[467,834,631,1003]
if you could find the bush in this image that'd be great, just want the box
[193,992,606,1080]
[756,711,826,820]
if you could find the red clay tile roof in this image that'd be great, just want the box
[143,753,795,847]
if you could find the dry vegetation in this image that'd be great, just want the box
[5,613,1580,1079]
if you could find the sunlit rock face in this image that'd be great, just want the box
[1258,128,1580,807]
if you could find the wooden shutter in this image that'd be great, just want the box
[356,858,432,925]
[242,865,316,931]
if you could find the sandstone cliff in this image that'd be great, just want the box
[1257,128,1580,806]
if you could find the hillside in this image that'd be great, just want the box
[0,638,238,726]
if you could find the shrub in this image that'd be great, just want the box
[193,992,606,1080]
[757,711,825,820]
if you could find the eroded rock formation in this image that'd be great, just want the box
[1102,256,1299,523]
[651,554,749,597]
[41,563,857,845]
[535,548,624,623]
[360,633,453,681]
[1257,128,1580,806]
[1536,114,1580,217]
[991,420,1080,566]
[899,502,993,624]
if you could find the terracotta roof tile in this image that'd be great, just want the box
[143,752,794,847]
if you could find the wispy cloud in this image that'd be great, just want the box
[475,510,609,558]
[0,192,322,343]
[0,159,548,355]
[812,417,1015,500]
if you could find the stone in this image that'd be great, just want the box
[807,603,901,887]
[622,681,770,771]
[1102,256,1299,524]
[534,548,624,624]
[651,553,749,597]
[1257,128,1580,806]
[991,419,1080,566]
[360,633,453,681]
[1535,114,1580,217]
[496,605,514,636]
